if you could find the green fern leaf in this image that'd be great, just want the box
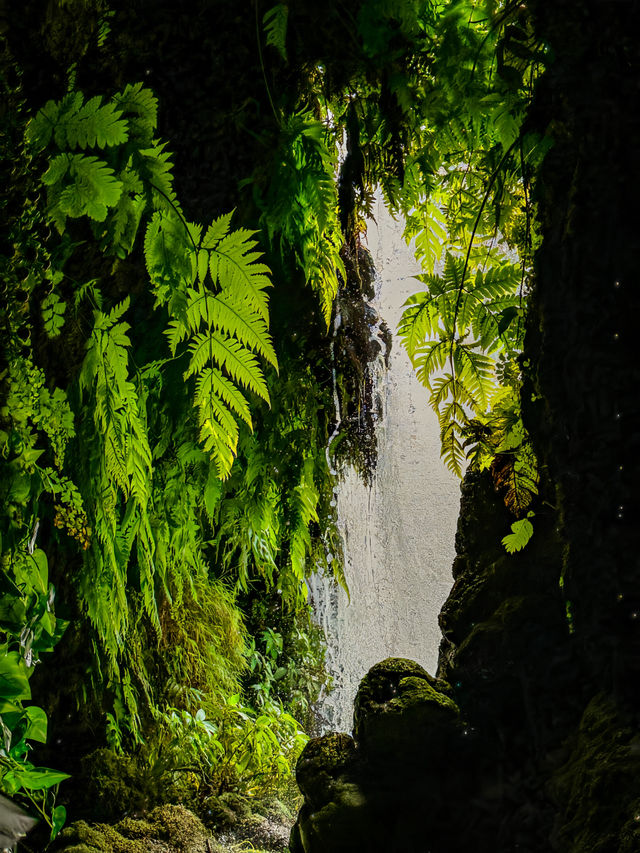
[42,153,71,187]
[145,211,192,301]
[25,98,62,151]
[208,229,272,321]
[112,82,158,143]
[63,95,129,149]
[199,412,239,478]
[201,210,234,248]
[451,344,494,408]
[205,293,277,367]
[398,289,439,358]
[108,163,146,256]
[41,292,67,338]
[502,517,534,553]
[440,420,466,477]
[55,154,123,223]
[187,334,269,402]
[263,4,289,61]
[413,339,450,387]
[197,368,252,427]
[140,140,179,211]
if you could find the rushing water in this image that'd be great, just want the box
[309,198,461,733]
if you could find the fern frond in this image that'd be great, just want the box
[197,368,252,427]
[208,229,272,321]
[199,413,239,479]
[263,3,289,61]
[451,343,495,409]
[112,82,158,144]
[189,335,269,401]
[199,292,277,367]
[413,339,450,386]
[440,420,466,477]
[47,153,123,227]
[502,516,534,553]
[26,97,64,151]
[398,289,439,358]
[140,140,180,211]
[145,211,193,302]
[201,210,234,248]
[62,95,129,149]
[429,373,477,410]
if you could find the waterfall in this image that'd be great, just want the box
[308,197,461,733]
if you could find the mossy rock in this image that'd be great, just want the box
[200,791,252,830]
[353,658,460,764]
[295,732,357,810]
[54,804,216,853]
[291,732,370,853]
[550,694,640,853]
[79,747,171,820]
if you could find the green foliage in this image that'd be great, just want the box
[0,542,69,839]
[211,358,343,609]
[77,296,157,656]
[502,514,534,554]
[1,0,555,830]
[247,617,326,728]
[256,113,345,326]
[26,91,128,151]
[162,211,277,478]
[1,58,339,820]
[399,252,523,476]
[17,81,288,737]
[263,4,289,62]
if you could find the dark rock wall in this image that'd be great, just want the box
[291,2,640,850]
[527,0,640,704]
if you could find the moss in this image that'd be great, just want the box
[145,804,209,851]
[353,658,459,756]
[295,732,357,810]
[550,695,640,853]
[200,791,252,830]
[79,748,161,820]
[55,820,145,853]
[55,805,211,853]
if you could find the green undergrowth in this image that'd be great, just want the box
[1,0,554,843]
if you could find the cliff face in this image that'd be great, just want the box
[290,2,640,850]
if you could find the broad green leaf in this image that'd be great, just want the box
[0,652,31,701]
[13,767,71,790]
[51,805,67,840]
[24,706,48,744]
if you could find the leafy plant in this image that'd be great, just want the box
[502,513,535,554]
[0,542,69,840]
[0,0,556,832]
[256,112,345,327]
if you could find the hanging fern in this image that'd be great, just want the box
[263,3,289,62]
[78,297,157,656]
[259,112,345,326]
[20,85,284,743]
[157,210,278,477]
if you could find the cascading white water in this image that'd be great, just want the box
[308,197,461,733]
